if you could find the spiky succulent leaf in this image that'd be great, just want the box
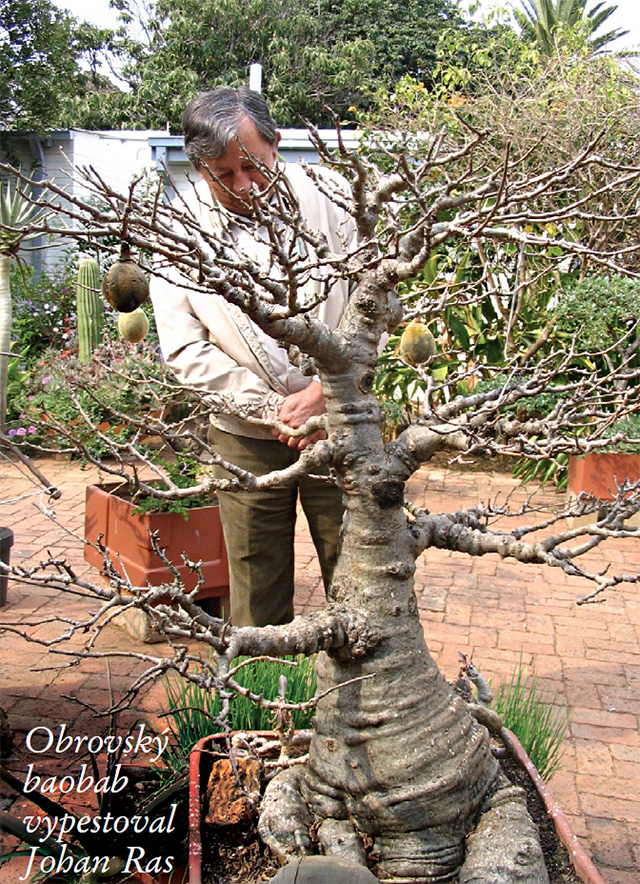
[0,180,41,256]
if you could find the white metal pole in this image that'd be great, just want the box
[249,64,263,93]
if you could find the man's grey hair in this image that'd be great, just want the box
[182,87,278,169]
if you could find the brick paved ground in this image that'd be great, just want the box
[0,454,639,883]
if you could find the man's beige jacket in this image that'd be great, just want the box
[151,163,356,439]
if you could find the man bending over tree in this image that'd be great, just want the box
[151,86,357,627]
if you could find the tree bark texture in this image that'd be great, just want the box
[279,357,501,881]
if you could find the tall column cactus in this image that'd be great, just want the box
[76,257,104,363]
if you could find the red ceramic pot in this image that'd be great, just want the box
[84,483,229,605]
[189,730,606,884]
[567,452,640,501]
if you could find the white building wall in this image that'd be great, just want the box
[66,130,163,198]
[41,130,167,271]
[3,127,359,272]
[1,130,167,272]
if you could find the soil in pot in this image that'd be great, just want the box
[196,737,583,884]
[500,754,581,884]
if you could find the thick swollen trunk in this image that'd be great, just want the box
[298,372,500,881]
[302,502,499,881]
[259,314,549,881]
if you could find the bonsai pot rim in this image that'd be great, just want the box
[505,728,607,884]
[189,730,606,884]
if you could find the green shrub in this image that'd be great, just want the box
[160,655,318,773]
[4,354,29,425]
[602,412,640,453]
[10,259,78,362]
[7,338,183,458]
[512,449,569,490]
[555,276,640,356]
[493,667,567,781]
[130,454,212,517]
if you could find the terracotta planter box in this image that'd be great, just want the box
[84,484,229,605]
[567,452,640,501]
[188,730,606,884]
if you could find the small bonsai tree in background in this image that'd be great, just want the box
[1,48,640,883]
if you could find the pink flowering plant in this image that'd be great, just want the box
[10,338,194,460]
[10,260,77,361]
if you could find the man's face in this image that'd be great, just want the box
[201,116,279,216]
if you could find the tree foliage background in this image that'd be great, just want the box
[2,0,636,135]
[0,0,117,134]
[1,0,465,132]
[514,0,627,55]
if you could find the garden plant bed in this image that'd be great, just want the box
[191,733,587,884]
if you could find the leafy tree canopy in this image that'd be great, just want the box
[93,0,464,130]
[365,32,640,422]
[0,0,116,132]
[513,0,628,54]
[319,0,463,85]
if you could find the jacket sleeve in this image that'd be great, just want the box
[150,268,280,417]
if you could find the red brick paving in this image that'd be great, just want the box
[1,454,639,883]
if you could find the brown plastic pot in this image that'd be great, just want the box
[505,729,607,884]
[84,483,229,605]
[189,732,277,884]
[567,452,640,501]
[189,730,605,884]
[189,733,215,884]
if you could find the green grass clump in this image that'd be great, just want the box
[161,655,317,772]
[493,667,567,781]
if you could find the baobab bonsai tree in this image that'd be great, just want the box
[1,60,640,883]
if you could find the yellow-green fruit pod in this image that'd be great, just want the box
[399,320,436,366]
[118,308,149,343]
[101,243,150,313]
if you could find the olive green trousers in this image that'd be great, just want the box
[208,427,345,628]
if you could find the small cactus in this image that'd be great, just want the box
[76,257,104,362]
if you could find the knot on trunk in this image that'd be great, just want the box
[371,479,405,509]
[332,606,380,659]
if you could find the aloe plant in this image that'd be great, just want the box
[0,179,41,430]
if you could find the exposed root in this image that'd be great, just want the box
[259,734,551,884]
[459,781,549,884]
[317,817,368,865]
[258,765,313,860]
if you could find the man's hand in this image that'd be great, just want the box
[272,382,327,450]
